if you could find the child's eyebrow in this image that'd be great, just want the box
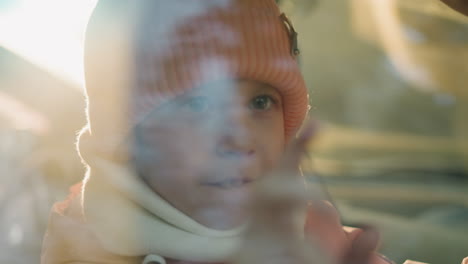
[255,83,282,99]
[141,93,188,119]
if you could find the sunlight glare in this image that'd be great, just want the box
[0,0,97,89]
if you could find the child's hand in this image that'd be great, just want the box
[232,120,383,264]
[304,202,382,264]
[232,120,328,264]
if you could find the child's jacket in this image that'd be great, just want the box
[41,160,393,264]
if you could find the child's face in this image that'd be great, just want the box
[132,79,285,230]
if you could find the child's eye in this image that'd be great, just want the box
[249,95,275,111]
[185,96,211,112]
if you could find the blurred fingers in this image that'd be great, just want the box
[279,119,318,173]
[344,225,380,264]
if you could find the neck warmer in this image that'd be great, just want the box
[82,157,245,264]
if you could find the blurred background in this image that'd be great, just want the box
[0,0,94,263]
[0,0,467,263]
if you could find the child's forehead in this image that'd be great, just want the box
[188,79,279,95]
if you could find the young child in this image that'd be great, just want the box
[41,1,393,263]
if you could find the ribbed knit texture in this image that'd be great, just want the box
[131,0,308,138]
[80,0,309,161]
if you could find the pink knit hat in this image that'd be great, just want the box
[80,0,309,160]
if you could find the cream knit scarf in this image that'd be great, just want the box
[82,157,244,264]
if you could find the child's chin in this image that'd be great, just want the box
[191,203,249,230]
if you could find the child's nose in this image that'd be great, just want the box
[215,108,256,158]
